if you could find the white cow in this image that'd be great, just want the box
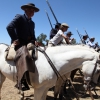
[0,43,99,100]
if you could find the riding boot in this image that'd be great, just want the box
[21,79,30,91]
[21,76,30,91]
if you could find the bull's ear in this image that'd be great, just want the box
[97,60,100,64]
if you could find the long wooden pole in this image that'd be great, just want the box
[46,0,59,23]
[45,10,53,29]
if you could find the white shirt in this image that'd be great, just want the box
[87,41,95,48]
[50,30,64,45]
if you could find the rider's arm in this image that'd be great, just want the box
[61,34,70,44]
[6,14,21,42]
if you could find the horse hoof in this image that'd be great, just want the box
[19,91,24,100]
[20,98,24,100]
[20,96,24,100]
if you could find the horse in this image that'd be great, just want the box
[0,43,100,100]
[53,45,100,100]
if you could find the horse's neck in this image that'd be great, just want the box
[46,45,96,54]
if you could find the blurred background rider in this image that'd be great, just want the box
[49,23,61,39]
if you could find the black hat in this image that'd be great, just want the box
[67,31,73,35]
[83,34,88,38]
[21,3,39,12]
[90,37,95,40]
[54,23,61,27]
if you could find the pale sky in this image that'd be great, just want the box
[0,0,100,45]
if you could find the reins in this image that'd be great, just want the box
[35,46,65,82]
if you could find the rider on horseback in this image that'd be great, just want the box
[48,23,70,47]
[6,3,39,91]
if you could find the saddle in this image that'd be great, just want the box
[4,44,16,61]
[4,43,38,61]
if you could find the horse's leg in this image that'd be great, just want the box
[54,77,63,100]
[0,71,6,100]
[19,82,24,100]
[34,86,48,100]
[42,87,49,100]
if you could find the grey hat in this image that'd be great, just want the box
[21,3,39,12]
[61,23,69,28]
[67,31,73,35]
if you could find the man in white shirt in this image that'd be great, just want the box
[87,37,95,48]
[48,23,70,47]
[80,34,88,44]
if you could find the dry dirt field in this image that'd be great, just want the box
[1,72,100,100]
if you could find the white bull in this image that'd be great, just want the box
[0,43,99,100]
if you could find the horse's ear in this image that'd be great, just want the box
[97,60,100,64]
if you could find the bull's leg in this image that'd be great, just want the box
[0,71,6,100]
[34,87,48,100]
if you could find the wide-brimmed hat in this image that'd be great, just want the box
[21,3,39,12]
[67,31,73,35]
[61,23,69,28]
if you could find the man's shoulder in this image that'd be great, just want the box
[15,14,24,19]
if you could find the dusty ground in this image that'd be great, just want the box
[1,72,100,100]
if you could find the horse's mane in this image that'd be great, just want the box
[46,44,97,54]
[0,43,9,46]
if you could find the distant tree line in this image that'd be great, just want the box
[36,33,77,46]
[36,33,49,46]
